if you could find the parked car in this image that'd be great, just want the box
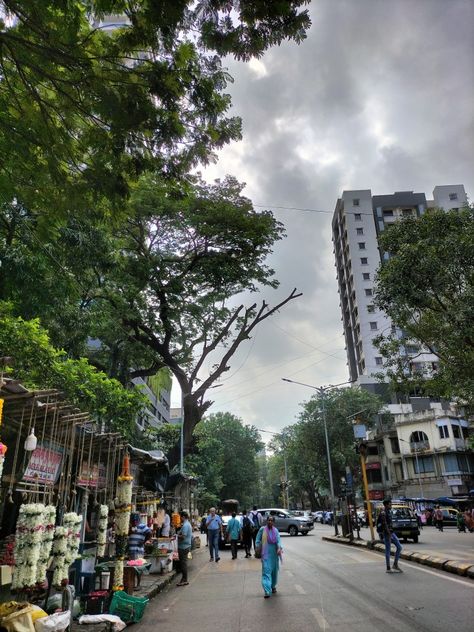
[312,511,324,523]
[258,508,314,536]
[291,510,314,526]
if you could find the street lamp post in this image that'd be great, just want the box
[282,377,355,536]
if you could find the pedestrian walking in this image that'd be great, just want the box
[457,511,466,533]
[205,507,223,563]
[241,509,253,558]
[434,506,444,532]
[227,512,241,559]
[255,515,282,598]
[177,511,193,587]
[250,506,263,553]
[161,510,171,537]
[378,499,403,573]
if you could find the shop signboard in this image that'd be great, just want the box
[23,443,63,484]
[368,490,384,500]
[365,462,381,470]
[77,461,107,488]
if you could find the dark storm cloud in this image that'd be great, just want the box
[181,0,474,430]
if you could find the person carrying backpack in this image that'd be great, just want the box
[378,499,403,573]
[241,509,253,558]
[250,506,263,553]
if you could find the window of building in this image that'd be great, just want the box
[406,345,420,354]
[390,437,400,454]
[355,213,362,221]
[360,257,368,265]
[452,424,461,439]
[383,209,394,217]
[462,426,470,440]
[443,453,458,473]
[367,445,379,456]
[366,469,382,484]
[365,288,373,296]
[375,357,383,366]
[356,227,364,235]
[402,209,413,217]
[353,199,360,206]
[370,322,378,330]
[358,242,366,250]
[363,272,370,280]
[410,430,429,444]
[367,304,375,313]
[439,425,449,439]
[449,192,458,201]
[414,455,434,473]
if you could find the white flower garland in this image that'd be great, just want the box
[96,505,109,557]
[12,503,45,590]
[63,512,82,565]
[51,526,69,588]
[36,505,56,584]
[52,512,82,587]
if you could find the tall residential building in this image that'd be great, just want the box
[332,185,467,411]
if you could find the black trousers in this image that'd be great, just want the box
[230,539,239,559]
[178,547,191,581]
[242,532,252,556]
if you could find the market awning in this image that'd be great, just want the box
[128,445,168,466]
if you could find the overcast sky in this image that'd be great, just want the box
[172,0,474,437]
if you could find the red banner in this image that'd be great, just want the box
[369,490,384,500]
[365,462,381,470]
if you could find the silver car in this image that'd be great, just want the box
[258,508,314,536]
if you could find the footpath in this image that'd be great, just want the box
[322,534,474,579]
[135,536,207,601]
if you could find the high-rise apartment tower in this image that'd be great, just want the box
[332,185,467,405]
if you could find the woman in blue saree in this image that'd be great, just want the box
[255,515,282,598]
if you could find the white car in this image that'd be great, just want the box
[312,511,324,523]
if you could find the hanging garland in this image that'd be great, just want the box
[51,512,82,587]
[51,527,68,587]
[113,453,133,591]
[36,505,56,585]
[63,512,82,566]
[12,503,46,590]
[96,505,109,558]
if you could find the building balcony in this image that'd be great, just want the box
[410,440,430,453]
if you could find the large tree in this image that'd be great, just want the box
[185,412,263,509]
[374,207,474,404]
[0,176,302,462]
[0,1,310,216]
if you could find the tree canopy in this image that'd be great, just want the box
[0,1,310,217]
[0,176,302,461]
[182,412,263,510]
[0,303,145,435]
[374,207,474,404]
[272,387,383,509]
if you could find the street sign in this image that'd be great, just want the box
[353,424,366,439]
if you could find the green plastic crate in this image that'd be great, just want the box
[109,590,149,623]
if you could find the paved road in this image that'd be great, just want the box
[328,522,474,564]
[137,532,473,632]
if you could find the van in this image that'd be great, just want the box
[375,503,420,543]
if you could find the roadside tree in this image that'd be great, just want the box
[374,207,474,405]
